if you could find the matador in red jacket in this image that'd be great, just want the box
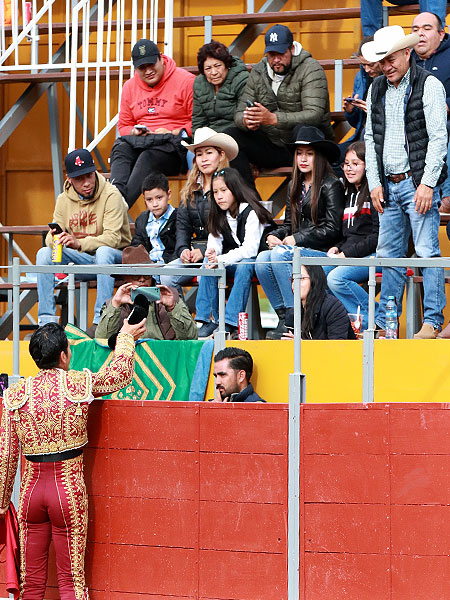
[0,319,144,599]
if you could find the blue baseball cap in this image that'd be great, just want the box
[64,149,96,178]
[264,24,294,54]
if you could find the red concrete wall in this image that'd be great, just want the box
[2,402,450,599]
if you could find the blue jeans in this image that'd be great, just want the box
[361,0,448,36]
[36,245,123,326]
[442,138,450,198]
[255,247,296,310]
[195,259,256,327]
[376,177,445,330]
[160,257,198,295]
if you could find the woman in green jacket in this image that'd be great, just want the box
[192,40,249,134]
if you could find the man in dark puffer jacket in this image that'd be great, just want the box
[226,24,333,189]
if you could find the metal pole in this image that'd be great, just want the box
[68,271,75,325]
[288,247,304,600]
[30,23,39,75]
[163,0,173,57]
[79,281,88,331]
[293,248,302,376]
[47,83,64,199]
[12,257,21,380]
[334,59,343,112]
[214,264,226,352]
[204,15,212,44]
[362,265,376,404]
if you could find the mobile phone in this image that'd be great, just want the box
[246,99,255,108]
[48,222,63,234]
[0,373,8,397]
[135,124,149,132]
[344,97,355,104]
[131,286,161,303]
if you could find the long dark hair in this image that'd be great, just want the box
[301,264,327,339]
[208,168,272,237]
[289,146,336,231]
[344,141,369,215]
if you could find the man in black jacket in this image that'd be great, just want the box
[411,12,450,211]
[210,347,265,403]
[131,172,177,266]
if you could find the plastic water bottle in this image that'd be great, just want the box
[385,296,398,339]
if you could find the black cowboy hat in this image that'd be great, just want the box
[286,125,340,164]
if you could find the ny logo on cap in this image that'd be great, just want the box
[74,156,84,167]
[270,32,278,42]
[139,45,146,56]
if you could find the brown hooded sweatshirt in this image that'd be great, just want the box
[45,172,131,254]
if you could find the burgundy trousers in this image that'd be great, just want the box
[18,455,89,600]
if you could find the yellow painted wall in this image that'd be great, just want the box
[198,339,450,404]
[0,341,38,377]
[7,338,450,404]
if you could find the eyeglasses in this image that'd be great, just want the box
[290,275,310,282]
[343,161,364,169]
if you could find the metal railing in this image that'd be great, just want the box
[0,0,56,67]
[7,258,227,379]
[0,0,171,154]
[5,250,449,387]
[68,0,167,152]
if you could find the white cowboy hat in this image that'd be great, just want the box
[181,127,239,161]
[361,25,419,63]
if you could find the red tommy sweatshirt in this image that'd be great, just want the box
[118,55,195,136]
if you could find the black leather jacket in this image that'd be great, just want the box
[175,189,211,258]
[285,294,355,340]
[271,174,344,252]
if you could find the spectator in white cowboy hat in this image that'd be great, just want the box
[363,25,448,339]
[159,127,238,294]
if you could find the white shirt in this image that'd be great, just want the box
[207,203,264,266]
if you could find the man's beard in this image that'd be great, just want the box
[273,63,291,76]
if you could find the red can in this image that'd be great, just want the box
[238,312,248,340]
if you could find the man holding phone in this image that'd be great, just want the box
[36,148,131,336]
[109,39,195,208]
[227,24,333,188]
[95,245,198,341]
[341,36,382,158]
